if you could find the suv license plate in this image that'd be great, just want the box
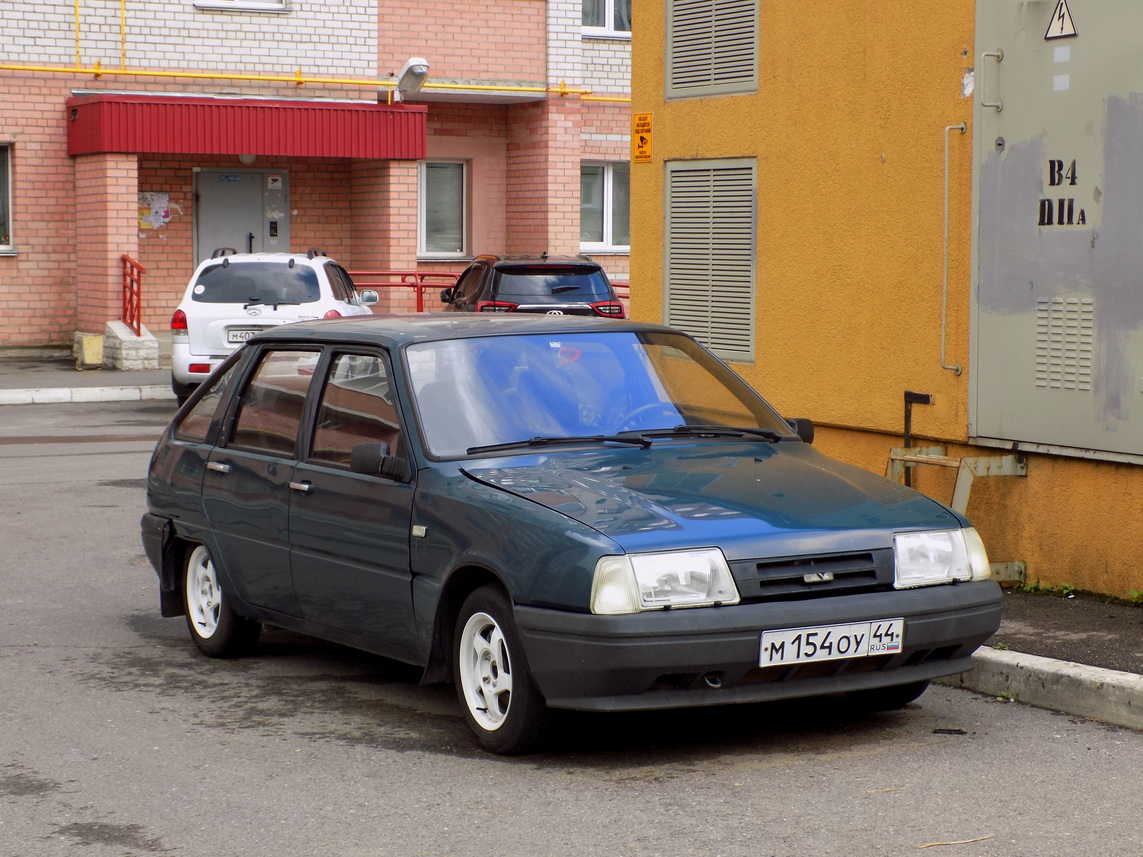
[760,619,904,667]
[227,328,262,343]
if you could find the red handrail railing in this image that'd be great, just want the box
[122,254,146,336]
[347,270,460,313]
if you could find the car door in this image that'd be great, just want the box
[288,350,418,658]
[200,347,320,617]
[448,264,487,312]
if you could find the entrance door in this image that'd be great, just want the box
[974,0,1143,458]
[194,169,290,264]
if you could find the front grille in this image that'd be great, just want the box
[731,548,895,603]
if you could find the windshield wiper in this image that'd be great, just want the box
[243,298,300,310]
[467,434,652,455]
[630,424,786,442]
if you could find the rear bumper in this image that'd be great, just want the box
[515,581,1001,711]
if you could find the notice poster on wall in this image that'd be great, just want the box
[138,192,171,229]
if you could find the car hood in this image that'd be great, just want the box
[460,442,961,558]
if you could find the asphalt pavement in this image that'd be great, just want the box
[2,353,1142,731]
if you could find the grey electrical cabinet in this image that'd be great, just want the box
[973,0,1143,459]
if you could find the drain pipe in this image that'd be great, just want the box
[942,122,967,376]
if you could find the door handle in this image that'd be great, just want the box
[248,232,255,253]
[206,461,231,474]
[289,481,313,495]
[981,49,1004,112]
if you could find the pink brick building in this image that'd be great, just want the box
[0,0,631,348]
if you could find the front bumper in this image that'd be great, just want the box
[515,581,1001,711]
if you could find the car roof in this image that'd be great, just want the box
[246,313,675,349]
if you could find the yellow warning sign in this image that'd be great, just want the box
[1045,0,1077,40]
[633,113,653,163]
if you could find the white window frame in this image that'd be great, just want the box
[0,144,12,253]
[418,160,468,261]
[193,0,291,13]
[664,159,756,362]
[580,161,630,254]
[667,0,759,99]
[582,0,632,37]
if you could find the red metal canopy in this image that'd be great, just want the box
[66,93,426,159]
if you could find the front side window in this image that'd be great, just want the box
[583,0,632,34]
[310,353,402,468]
[0,144,10,249]
[581,162,630,251]
[419,161,466,258]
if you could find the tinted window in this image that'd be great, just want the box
[326,264,356,302]
[310,353,402,468]
[191,262,321,305]
[494,266,612,300]
[228,350,320,456]
[174,360,238,443]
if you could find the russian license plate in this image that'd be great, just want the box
[759,618,904,667]
[226,328,262,343]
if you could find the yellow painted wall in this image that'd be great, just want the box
[630,0,1143,599]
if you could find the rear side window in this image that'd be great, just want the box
[228,350,320,456]
[191,262,320,305]
[494,266,612,300]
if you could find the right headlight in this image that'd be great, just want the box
[894,527,991,589]
[590,548,741,615]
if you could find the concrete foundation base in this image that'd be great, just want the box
[101,320,160,370]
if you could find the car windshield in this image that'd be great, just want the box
[191,262,321,305]
[406,330,795,458]
[494,266,612,300]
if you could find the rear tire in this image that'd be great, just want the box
[453,586,547,754]
[183,544,260,658]
[846,679,930,711]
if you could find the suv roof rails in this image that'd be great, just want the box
[211,247,238,258]
[307,248,327,259]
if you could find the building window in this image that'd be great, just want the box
[418,161,466,259]
[583,0,632,35]
[665,159,756,361]
[667,0,758,99]
[193,0,291,12]
[0,144,10,250]
[581,162,630,252]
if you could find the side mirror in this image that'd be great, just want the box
[787,418,815,444]
[349,442,412,482]
[440,287,456,304]
[358,289,379,306]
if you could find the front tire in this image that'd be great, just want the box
[453,586,547,754]
[183,544,260,658]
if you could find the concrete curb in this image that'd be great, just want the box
[0,385,176,405]
[944,648,1143,731]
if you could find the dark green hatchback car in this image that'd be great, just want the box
[141,314,1001,753]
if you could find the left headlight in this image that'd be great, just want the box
[591,548,741,615]
[894,527,991,589]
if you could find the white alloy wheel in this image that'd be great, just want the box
[457,610,514,731]
[185,544,221,639]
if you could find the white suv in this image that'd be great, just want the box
[170,249,378,403]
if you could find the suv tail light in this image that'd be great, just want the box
[323,309,343,319]
[477,301,519,312]
[171,309,188,335]
[591,300,626,318]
